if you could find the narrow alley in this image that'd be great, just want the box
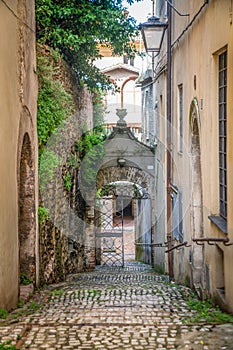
[1,1,233,349]
[0,262,233,349]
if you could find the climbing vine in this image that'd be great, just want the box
[64,171,72,191]
[38,206,50,224]
[73,127,106,191]
[37,46,75,157]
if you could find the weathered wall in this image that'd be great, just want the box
[39,161,93,284]
[38,71,94,283]
[154,0,233,312]
[0,0,38,309]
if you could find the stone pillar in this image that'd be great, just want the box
[85,204,96,269]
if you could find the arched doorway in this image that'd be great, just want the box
[18,133,36,285]
[190,99,204,290]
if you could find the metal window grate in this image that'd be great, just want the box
[219,51,227,220]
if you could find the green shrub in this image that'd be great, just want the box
[64,172,72,191]
[38,206,49,224]
[0,342,16,350]
[20,272,32,286]
[0,308,8,319]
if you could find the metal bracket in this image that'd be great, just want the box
[134,241,169,248]
[165,241,191,253]
[165,0,189,17]
[192,238,233,246]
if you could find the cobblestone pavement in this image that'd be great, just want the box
[0,262,233,349]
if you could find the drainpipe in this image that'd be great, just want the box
[166,0,174,280]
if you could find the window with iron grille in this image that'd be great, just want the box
[219,51,227,220]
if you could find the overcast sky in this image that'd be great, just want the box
[123,0,153,24]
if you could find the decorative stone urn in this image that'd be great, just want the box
[116,108,127,127]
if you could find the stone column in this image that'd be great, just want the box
[85,203,96,269]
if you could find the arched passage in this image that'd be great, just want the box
[80,111,155,269]
[97,165,152,193]
[18,133,36,284]
[190,99,204,289]
[95,165,153,267]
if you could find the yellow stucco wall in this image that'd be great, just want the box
[0,1,20,310]
[225,0,233,312]
[172,0,233,312]
[154,0,233,312]
[0,0,38,310]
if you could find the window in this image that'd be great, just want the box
[172,187,184,243]
[172,191,179,240]
[178,192,184,242]
[178,84,183,153]
[219,51,227,220]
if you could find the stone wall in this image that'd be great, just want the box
[39,162,90,284]
[38,50,94,283]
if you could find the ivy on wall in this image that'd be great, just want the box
[75,128,106,191]
[37,45,106,218]
[37,46,75,157]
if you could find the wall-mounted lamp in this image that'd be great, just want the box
[117,158,126,167]
[139,16,168,53]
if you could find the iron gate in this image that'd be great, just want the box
[95,196,124,267]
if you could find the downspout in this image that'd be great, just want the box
[166,0,174,280]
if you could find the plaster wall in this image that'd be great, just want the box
[226,0,233,311]
[167,0,233,310]
[0,1,19,310]
[152,67,168,274]
[0,0,38,310]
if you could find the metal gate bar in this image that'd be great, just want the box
[95,196,124,267]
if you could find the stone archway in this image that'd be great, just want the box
[18,133,36,284]
[190,99,204,290]
[97,166,152,194]
[95,164,153,267]
[81,110,155,269]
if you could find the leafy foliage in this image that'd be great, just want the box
[93,92,106,128]
[0,308,8,319]
[38,206,50,224]
[184,297,233,324]
[36,0,141,91]
[0,342,16,350]
[39,149,62,191]
[64,171,72,191]
[76,127,106,190]
[37,47,75,154]
[20,273,33,286]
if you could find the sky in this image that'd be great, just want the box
[123,0,153,24]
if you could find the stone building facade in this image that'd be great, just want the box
[101,64,142,140]
[150,0,233,313]
[0,0,38,309]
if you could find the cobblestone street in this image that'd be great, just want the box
[0,262,233,349]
